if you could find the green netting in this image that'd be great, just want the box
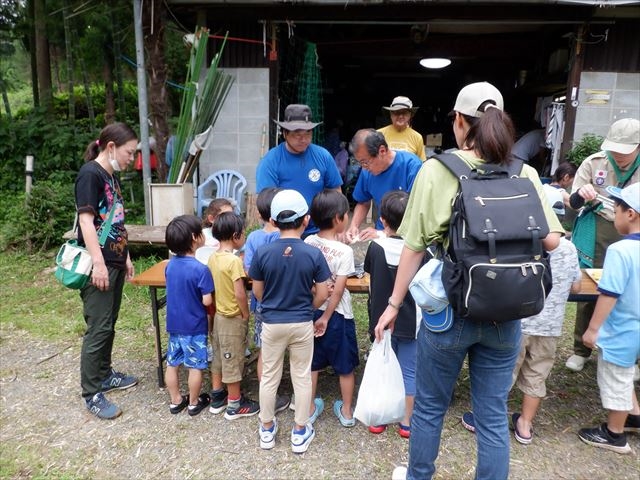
[279,37,325,145]
[297,42,325,145]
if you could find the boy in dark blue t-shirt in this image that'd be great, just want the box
[250,189,331,453]
[164,215,214,416]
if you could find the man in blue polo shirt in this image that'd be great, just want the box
[345,128,422,242]
[256,104,343,237]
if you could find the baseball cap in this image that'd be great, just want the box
[270,189,309,222]
[601,118,640,155]
[606,182,640,213]
[453,82,504,118]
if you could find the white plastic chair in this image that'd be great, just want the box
[197,169,247,216]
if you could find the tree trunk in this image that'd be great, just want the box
[110,8,126,117]
[73,28,95,130]
[0,73,12,119]
[104,53,116,124]
[63,0,75,122]
[27,0,39,108]
[33,0,52,114]
[142,0,169,182]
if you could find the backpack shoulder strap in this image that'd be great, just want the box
[505,158,525,177]
[433,153,472,180]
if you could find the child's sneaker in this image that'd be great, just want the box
[565,354,588,372]
[275,394,291,413]
[578,423,631,454]
[224,395,260,420]
[100,369,138,392]
[624,414,640,433]
[188,393,210,417]
[308,397,324,424]
[333,400,355,427]
[291,422,315,453]
[461,411,476,433]
[259,419,278,450]
[85,392,122,420]
[209,389,228,414]
[391,466,407,480]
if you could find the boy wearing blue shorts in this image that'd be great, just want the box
[164,214,215,416]
[579,183,640,454]
[250,189,331,452]
[365,190,418,438]
[305,189,359,427]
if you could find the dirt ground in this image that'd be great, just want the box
[1,320,639,480]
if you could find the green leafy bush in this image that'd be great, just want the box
[0,180,75,252]
[566,133,604,166]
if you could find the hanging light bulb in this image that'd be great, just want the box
[419,58,452,69]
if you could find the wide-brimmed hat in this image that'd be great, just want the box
[453,82,504,118]
[601,118,639,155]
[383,96,418,113]
[274,104,322,131]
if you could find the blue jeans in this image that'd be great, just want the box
[407,316,521,480]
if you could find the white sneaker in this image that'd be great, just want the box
[566,354,588,372]
[259,419,278,450]
[391,466,407,480]
[291,422,315,453]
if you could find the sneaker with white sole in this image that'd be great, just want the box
[624,414,640,433]
[85,392,122,419]
[578,423,631,454]
[565,354,588,372]
[275,394,291,413]
[259,419,278,450]
[100,369,138,392]
[291,422,315,453]
[391,466,407,480]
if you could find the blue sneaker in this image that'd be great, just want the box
[101,369,138,392]
[333,400,355,427]
[308,397,324,424]
[259,419,278,450]
[86,392,122,419]
[291,422,315,453]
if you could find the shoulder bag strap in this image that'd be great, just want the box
[433,152,472,180]
[97,205,116,247]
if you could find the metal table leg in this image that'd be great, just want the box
[149,286,167,388]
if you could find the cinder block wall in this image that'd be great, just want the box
[573,72,640,142]
[198,68,270,211]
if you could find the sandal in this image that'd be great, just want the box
[511,413,533,444]
[188,393,211,417]
[398,423,411,438]
[333,400,356,428]
[169,395,189,414]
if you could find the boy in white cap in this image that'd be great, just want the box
[566,118,640,372]
[578,182,640,454]
[249,189,331,453]
[378,96,426,161]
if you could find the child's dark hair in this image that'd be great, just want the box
[380,190,409,231]
[552,161,577,183]
[165,214,203,255]
[211,212,245,241]
[203,198,234,227]
[310,189,350,230]
[611,197,634,212]
[84,122,137,162]
[257,187,282,222]
[274,214,306,231]
[460,106,516,166]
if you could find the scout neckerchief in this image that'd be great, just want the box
[606,151,640,188]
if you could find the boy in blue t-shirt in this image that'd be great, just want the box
[578,183,640,454]
[164,215,214,416]
[250,189,331,453]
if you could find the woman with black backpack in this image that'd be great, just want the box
[375,82,563,480]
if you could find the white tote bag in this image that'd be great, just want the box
[354,330,405,426]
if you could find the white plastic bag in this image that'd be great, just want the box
[354,330,405,426]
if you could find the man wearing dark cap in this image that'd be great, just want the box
[256,104,343,236]
[378,96,426,161]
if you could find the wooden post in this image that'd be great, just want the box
[560,23,587,161]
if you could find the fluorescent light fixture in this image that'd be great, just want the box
[420,58,451,69]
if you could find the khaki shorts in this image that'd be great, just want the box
[513,334,558,398]
[211,313,248,384]
[597,352,635,412]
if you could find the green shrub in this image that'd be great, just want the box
[566,133,604,166]
[0,180,75,253]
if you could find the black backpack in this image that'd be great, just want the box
[434,153,552,324]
